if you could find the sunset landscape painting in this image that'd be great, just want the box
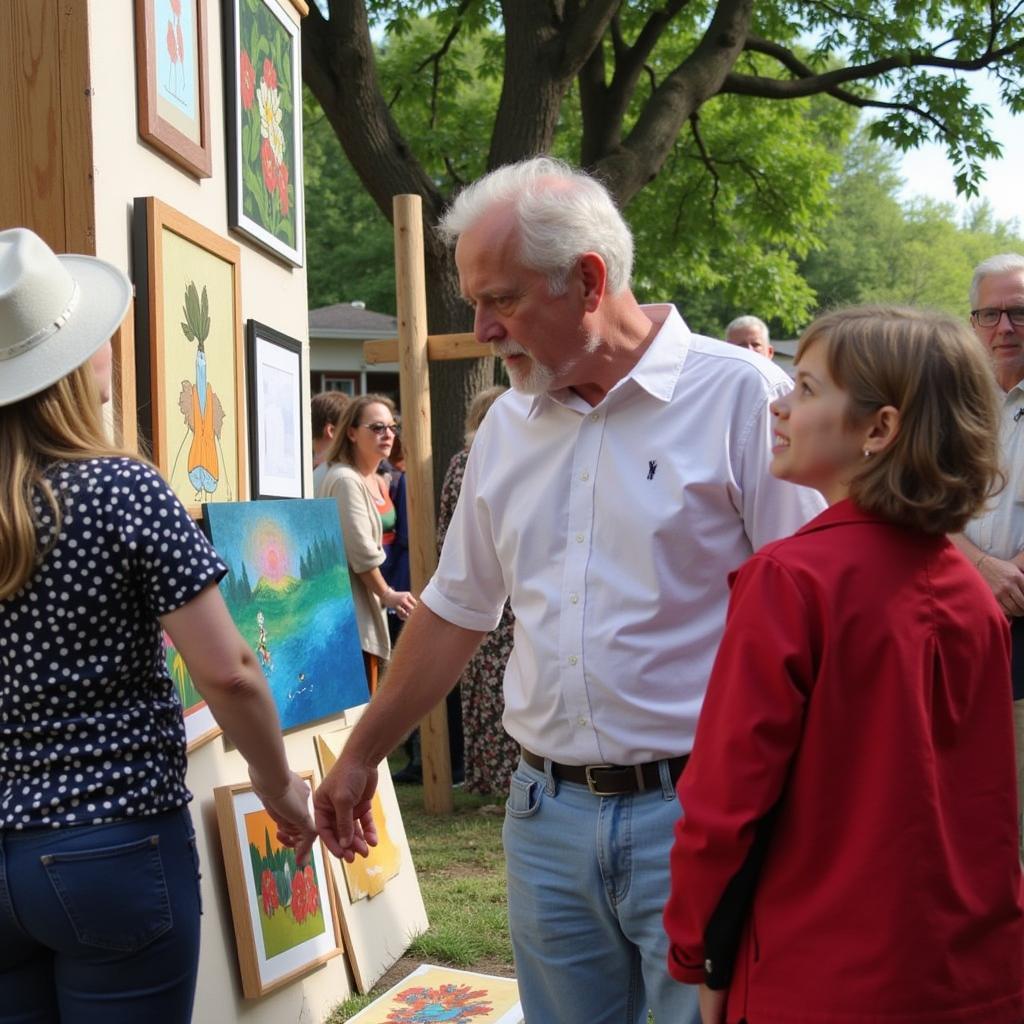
[203,499,367,730]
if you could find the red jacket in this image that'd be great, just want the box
[665,501,1023,1023]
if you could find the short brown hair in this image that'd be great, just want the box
[796,306,1002,535]
[311,391,351,441]
[324,393,398,468]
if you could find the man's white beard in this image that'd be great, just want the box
[494,341,558,395]
[494,333,601,395]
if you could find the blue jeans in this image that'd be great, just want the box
[0,807,202,1024]
[503,757,700,1024]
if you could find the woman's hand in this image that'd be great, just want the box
[249,768,318,866]
[698,984,727,1024]
[384,587,418,621]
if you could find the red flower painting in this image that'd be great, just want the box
[386,984,495,1023]
[240,49,256,111]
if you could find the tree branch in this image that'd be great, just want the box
[301,0,446,229]
[562,0,623,75]
[726,34,1024,100]
[688,112,720,206]
[412,0,474,129]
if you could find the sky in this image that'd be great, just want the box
[894,76,1022,228]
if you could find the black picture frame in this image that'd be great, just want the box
[246,320,305,499]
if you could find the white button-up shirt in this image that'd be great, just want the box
[421,305,825,763]
[964,381,1024,560]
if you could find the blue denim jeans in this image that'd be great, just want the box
[0,807,201,1024]
[503,757,700,1024]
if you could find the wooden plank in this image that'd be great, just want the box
[57,0,95,253]
[364,332,480,365]
[112,303,139,452]
[393,195,452,814]
[1,1,64,246]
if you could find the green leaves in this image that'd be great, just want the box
[181,281,210,347]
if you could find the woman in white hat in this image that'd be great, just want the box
[0,228,319,1022]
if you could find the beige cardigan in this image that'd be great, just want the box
[315,462,390,660]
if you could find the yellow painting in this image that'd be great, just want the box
[315,734,401,899]
[160,226,240,506]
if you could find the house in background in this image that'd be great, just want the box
[308,301,400,399]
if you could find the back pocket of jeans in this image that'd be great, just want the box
[505,770,543,819]
[41,834,172,952]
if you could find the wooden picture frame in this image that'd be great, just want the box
[246,320,305,499]
[214,773,343,998]
[314,706,429,993]
[133,196,247,517]
[223,0,304,266]
[134,0,213,178]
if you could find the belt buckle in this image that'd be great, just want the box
[584,763,637,796]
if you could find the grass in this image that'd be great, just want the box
[325,766,513,1023]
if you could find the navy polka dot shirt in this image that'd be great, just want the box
[0,458,227,829]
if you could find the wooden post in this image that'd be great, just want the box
[393,194,453,814]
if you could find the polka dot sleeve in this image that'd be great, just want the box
[107,460,227,616]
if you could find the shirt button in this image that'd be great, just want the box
[705,958,714,973]
[577,716,588,727]
[575,533,584,543]
[589,413,599,421]
[568,655,578,665]
[570,593,579,604]
[580,471,590,481]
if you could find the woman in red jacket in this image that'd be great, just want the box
[665,306,1024,1024]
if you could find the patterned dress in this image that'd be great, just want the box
[437,448,520,796]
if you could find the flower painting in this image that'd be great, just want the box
[224,0,303,265]
[245,807,326,957]
[215,778,343,998]
[346,966,523,1024]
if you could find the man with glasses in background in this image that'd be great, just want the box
[954,252,1024,858]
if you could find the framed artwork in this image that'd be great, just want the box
[246,321,305,499]
[134,0,213,178]
[214,774,342,998]
[202,499,368,731]
[133,197,247,517]
[314,708,428,993]
[165,631,221,751]
[223,0,304,265]
[345,964,523,1024]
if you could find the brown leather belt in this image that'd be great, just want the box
[520,747,688,796]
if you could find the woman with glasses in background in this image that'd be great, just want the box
[316,394,417,684]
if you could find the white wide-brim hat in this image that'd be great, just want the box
[0,227,133,407]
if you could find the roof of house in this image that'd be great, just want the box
[308,302,398,338]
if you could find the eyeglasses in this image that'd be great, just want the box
[360,422,400,436]
[971,307,1024,327]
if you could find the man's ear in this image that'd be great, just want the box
[862,405,900,456]
[578,252,607,311]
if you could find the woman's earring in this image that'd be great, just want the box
[863,448,872,458]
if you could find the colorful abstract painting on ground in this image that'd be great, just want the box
[203,499,367,730]
[347,965,522,1024]
[244,807,325,957]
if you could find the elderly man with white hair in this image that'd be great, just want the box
[953,252,1024,858]
[313,157,823,1024]
[725,314,774,360]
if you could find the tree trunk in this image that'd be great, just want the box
[423,236,494,493]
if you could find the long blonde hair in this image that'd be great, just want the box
[0,364,138,600]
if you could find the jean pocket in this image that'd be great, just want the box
[505,769,544,819]
[41,834,172,952]
[186,832,204,917]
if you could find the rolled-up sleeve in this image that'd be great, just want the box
[421,437,507,633]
